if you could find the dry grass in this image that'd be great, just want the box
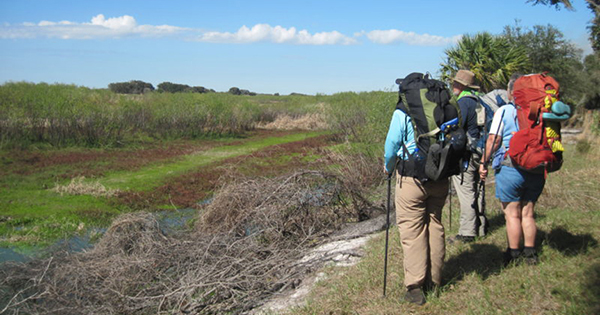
[52,176,120,198]
[577,110,599,139]
[538,143,600,212]
[257,113,328,131]
[324,149,384,192]
[288,140,600,315]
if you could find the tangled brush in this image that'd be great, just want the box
[1,171,375,314]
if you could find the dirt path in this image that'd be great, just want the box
[250,213,388,314]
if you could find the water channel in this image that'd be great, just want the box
[0,207,199,264]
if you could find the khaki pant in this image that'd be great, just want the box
[395,176,448,289]
[451,160,486,237]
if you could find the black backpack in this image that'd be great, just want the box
[395,72,468,181]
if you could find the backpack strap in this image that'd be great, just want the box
[510,102,519,132]
[417,128,440,140]
[464,93,487,127]
[489,106,513,168]
[398,114,410,187]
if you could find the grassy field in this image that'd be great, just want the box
[290,141,600,314]
[0,82,332,149]
[0,131,332,247]
[0,83,395,250]
[1,82,597,313]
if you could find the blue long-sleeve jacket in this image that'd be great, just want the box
[384,109,416,174]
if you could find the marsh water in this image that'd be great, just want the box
[0,207,199,264]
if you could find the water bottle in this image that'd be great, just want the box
[414,148,426,161]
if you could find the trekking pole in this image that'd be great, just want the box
[480,180,486,209]
[448,181,452,231]
[383,175,392,297]
[474,96,491,230]
[472,155,482,231]
[480,180,488,231]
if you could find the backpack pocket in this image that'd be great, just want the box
[424,129,467,181]
[508,128,560,174]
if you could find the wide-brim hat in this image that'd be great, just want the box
[453,70,480,90]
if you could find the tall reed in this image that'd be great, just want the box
[0,82,323,149]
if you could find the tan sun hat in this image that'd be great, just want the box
[453,70,480,90]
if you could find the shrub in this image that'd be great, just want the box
[108,80,154,94]
[576,138,591,154]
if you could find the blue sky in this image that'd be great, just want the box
[0,0,595,95]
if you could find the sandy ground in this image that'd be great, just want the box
[250,213,389,314]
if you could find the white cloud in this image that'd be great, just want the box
[89,14,136,30]
[0,15,460,47]
[0,14,187,39]
[363,29,461,46]
[198,23,357,45]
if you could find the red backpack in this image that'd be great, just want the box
[507,73,562,175]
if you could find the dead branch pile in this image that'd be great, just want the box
[0,171,374,314]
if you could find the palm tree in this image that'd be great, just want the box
[528,0,573,10]
[585,0,600,51]
[439,32,530,92]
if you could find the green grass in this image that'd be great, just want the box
[291,143,600,315]
[98,131,324,191]
[3,82,597,312]
[0,82,328,149]
[0,131,326,247]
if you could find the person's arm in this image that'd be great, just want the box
[479,108,505,180]
[480,133,502,166]
[384,110,405,175]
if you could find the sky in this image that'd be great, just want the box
[0,0,595,95]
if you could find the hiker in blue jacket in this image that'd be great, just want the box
[479,73,545,265]
[450,70,486,243]
[384,107,448,306]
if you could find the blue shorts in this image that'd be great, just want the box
[495,166,545,203]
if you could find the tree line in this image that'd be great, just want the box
[440,22,600,110]
[107,81,267,96]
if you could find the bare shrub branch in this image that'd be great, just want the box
[0,171,375,314]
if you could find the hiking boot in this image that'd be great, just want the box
[503,249,513,266]
[521,247,539,265]
[448,234,475,244]
[424,282,440,298]
[503,248,522,267]
[403,287,426,305]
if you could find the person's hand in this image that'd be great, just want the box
[479,163,488,181]
[384,165,393,179]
